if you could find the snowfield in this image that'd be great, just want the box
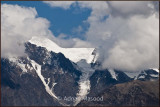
[29,36,97,64]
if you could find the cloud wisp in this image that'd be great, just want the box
[43,1,76,10]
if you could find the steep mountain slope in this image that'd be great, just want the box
[2,41,83,106]
[1,58,61,106]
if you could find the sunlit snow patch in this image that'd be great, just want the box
[9,57,28,73]
[108,69,117,80]
[29,36,96,63]
[152,68,159,73]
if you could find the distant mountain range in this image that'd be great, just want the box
[1,36,159,106]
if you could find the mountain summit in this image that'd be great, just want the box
[29,36,98,64]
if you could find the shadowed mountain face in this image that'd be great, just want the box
[1,41,159,106]
[1,58,61,106]
[88,69,133,97]
[78,80,159,106]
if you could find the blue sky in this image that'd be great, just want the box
[1,1,91,39]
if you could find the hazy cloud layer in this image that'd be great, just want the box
[2,1,159,72]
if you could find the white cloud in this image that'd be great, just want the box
[78,1,109,22]
[1,4,54,58]
[54,34,93,48]
[72,38,93,48]
[43,1,76,10]
[102,14,159,71]
[82,1,159,71]
[107,1,156,18]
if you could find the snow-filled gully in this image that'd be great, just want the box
[30,60,58,99]
[30,60,68,106]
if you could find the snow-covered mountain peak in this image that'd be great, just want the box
[29,36,61,50]
[29,36,98,64]
[151,68,159,73]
